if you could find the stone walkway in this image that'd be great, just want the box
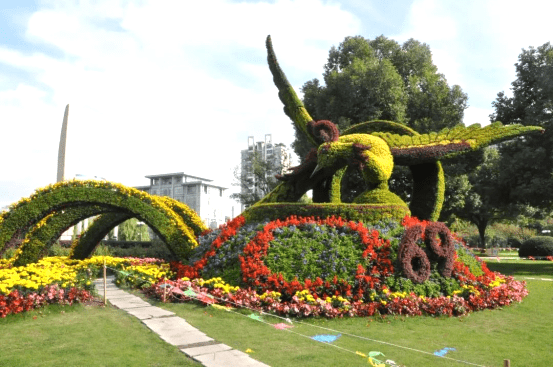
[93,277,269,367]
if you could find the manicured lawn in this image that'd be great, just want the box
[486,259,553,279]
[0,303,200,367]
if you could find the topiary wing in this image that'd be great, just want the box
[342,120,419,137]
[266,35,318,147]
[376,122,544,165]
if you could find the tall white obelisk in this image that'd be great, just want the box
[56,104,69,182]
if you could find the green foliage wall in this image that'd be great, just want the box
[243,202,410,224]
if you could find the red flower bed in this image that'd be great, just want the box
[0,285,93,318]
[171,216,246,279]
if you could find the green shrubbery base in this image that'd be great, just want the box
[243,202,410,224]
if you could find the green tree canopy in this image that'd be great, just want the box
[492,42,553,209]
[295,35,468,202]
[442,148,507,247]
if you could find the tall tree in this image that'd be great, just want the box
[294,35,468,202]
[444,148,506,247]
[492,42,553,209]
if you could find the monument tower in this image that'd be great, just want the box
[56,104,69,182]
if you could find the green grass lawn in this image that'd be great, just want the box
[486,259,553,279]
[2,259,552,367]
[0,303,200,367]
[155,277,552,367]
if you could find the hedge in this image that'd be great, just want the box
[11,205,115,266]
[518,236,553,257]
[243,202,410,224]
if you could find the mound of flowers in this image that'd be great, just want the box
[163,215,528,317]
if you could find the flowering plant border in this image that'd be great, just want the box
[238,215,394,300]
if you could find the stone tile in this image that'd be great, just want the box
[106,293,143,300]
[193,349,270,367]
[108,296,151,309]
[142,316,213,346]
[103,290,133,298]
[181,343,232,357]
[124,306,175,319]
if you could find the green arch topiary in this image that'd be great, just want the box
[70,197,209,260]
[11,205,116,266]
[157,196,208,235]
[69,212,134,260]
[0,180,201,264]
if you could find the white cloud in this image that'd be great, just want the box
[463,106,493,126]
[393,0,553,122]
[0,0,361,206]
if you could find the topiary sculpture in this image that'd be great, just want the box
[248,36,544,223]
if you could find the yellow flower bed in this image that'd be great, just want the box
[197,277,239,294]
[0,256,172,296]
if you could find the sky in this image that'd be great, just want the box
[1,0,552,209]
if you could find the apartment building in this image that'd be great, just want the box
[239,134,291,211]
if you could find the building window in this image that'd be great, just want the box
[162,189,170,196]
[152,178,159,186]
[151,189,158,195]
[187,185,196,194]
[162,178,172,185]
[219,189,223,197]
[204,185,208,194]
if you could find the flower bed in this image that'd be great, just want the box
[165,215,528,317]
[1,216,529,319]
[0,256,171,318]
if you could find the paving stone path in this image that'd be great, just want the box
[93,277,269,367]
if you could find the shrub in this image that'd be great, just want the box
[92,240,176,261]
[493,223,536,249]
[519,236,553,257]
[47,243,71,257]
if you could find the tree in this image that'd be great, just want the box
[118,218,150,241]
[230,151,283,208]
[294,35,468,202]
[492,42,553,210]
[443,148,506,247]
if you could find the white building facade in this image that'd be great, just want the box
[136,172,234,229]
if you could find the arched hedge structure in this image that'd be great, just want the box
[13,205,117,265]
[0,180,207,266]
[69,212,133,260]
